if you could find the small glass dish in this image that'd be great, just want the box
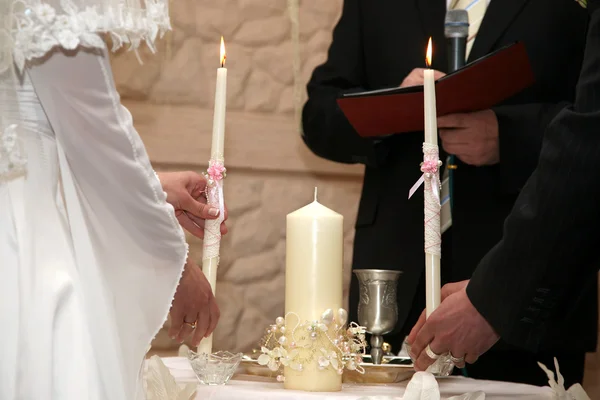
[188,350,243,385]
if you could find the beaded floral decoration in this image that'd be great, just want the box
[257,308,367,382]
[8,0,172,73]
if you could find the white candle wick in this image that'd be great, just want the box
[314,187,318,202]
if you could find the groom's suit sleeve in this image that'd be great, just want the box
[466,0,600,352]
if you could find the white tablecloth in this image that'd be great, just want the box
[162,357,554,400]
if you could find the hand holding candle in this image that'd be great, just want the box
[198,36,227,355]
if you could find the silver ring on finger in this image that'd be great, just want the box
[449,352,465,364]
[425,345,441,360]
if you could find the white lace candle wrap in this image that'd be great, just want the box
[422,143,442,257]
[202,159,225,262]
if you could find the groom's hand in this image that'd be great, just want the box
[438,110,500,166]
[158,171,228,239]
[406,283,499,371]
[169,260,220,345]
[407,280,470,348]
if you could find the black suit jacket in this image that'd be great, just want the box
[302,0,597,353]
[467,0,600,353]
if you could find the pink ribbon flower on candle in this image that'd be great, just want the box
[408,157,442,205]
[206,161,226,185]
[420,159,440,177]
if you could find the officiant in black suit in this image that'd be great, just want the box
[301,0,595,386]
[408,0,600,380]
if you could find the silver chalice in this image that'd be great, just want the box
[354,269,402,365]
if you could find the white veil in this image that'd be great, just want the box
[0,0,170,74]
[0,0,171,180]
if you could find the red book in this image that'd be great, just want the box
[336,42,534,138]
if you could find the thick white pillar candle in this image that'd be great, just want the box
[423,38,441,318]
[198,37,227,355]
[284,189,343,391]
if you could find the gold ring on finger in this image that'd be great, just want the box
[184,320,197,329]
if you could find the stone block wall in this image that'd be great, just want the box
[109,0,599,394]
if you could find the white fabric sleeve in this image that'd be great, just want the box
[27,46,187,263]
[26,44,187,399]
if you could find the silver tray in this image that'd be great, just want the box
[238,354,414,384]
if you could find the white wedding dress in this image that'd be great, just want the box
[0,1,187,399]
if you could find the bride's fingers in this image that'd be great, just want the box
[192,317,207,347]
[177,314,199,343]
[187,213,206,228]
[194,192,229,223]
[195,309,210,342]
[168,312,184,340]
[188,213,227,235]
[194,192,208,203]
[186,211,228,235]
[177,213,205,239]
[180,193,219,220]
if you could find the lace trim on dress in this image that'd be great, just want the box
[0,123,27,181]
[8,0,171,72]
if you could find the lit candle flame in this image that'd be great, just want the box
[426,37,432,68]
[220,36,226,67]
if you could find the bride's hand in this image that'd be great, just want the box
[157,171,228,239]
[168,260,220,345]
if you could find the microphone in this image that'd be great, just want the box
[442,10,469,224]
[444,9,469,72]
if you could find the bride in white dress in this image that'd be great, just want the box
[0,0,221,398]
